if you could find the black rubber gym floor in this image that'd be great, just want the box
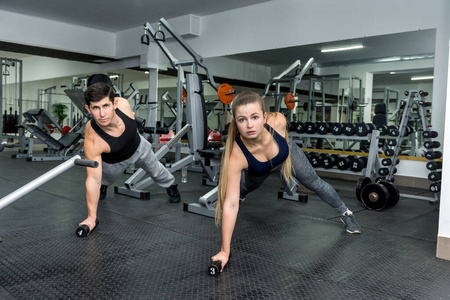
[0,149,448,300]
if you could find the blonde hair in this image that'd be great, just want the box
[215,91,293,225]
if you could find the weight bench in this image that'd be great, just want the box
[197,143,223,186]
[26,125,82,151]
[184,147,223,218]
[14,124,83,161]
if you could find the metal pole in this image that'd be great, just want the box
[0,155,97,211]
[0,59,4,138]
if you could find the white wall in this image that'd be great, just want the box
[436,0,450,244]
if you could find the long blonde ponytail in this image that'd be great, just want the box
[215,120,238,225]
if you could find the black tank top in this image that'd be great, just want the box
[236,123,289,176]
[90,108,140,164]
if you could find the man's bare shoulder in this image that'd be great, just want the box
[84,121,107,155]
[115,97,135,118]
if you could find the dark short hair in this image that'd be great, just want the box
[85,82,114,106]
[87,74,113,87]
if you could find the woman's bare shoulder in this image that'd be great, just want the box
[267,112,287,133]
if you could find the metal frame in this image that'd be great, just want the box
[262,58,315,121]
[384,90,439,203]
[1,58,24,145]
[115,18,224,200]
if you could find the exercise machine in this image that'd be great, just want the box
[1,58,24,150]
[114,18,231,200]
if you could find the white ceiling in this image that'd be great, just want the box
[0,0,436,85]
[0,0,272,32]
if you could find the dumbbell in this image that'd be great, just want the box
[76,219,99,237]
[331,123,343,135]
[429,182,441,193]
[424,141,440,149]
[295,122,306,133]
[428,171,442,182]
[360,140,370,153]
[316,122,331,135]
[404,126,415,136]
[387,125,399,136]
[208,253,231,277]
[384,148,395,157]
[387,139,397,147]
[342,123,356,136]
[425,151,442,160]
[321,154,340,169]
[381,158,400,166]
[423,131,438,138]
[208,261,222,277]
[355,123,376,136]
[350,156,368,172]
[335,155,355,170]
[305,122,316,134]
[308,152,322,168]
[419,90,429,97]
[288,122,298,132]
[426,161,442,170]
[378,167,397,176]
[377,124,388,135]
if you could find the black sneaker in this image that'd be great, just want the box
[341,212,361,234]
[166,184,181,203]
[99,185,108,200]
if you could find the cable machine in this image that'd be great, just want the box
[1,58,23,145]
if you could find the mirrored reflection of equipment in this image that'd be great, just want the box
[114,18,234,200]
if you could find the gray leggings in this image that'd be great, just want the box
[240,140,348,215]
[101,135,175,188]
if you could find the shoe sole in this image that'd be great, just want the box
[341,219,361,234]
[169,197,181,203]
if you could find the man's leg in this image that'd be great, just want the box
[100,160,133,200]
[135,136,180,203]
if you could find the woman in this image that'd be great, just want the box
[212,91,360,271]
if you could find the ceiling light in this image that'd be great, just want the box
[411,76,434,81]
[321,45,363,53]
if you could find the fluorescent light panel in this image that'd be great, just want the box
[411,76,434,81]
[321,45,363,53]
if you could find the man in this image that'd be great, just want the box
[79,75,180,234]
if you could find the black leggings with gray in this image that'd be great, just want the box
[239,140,348,215]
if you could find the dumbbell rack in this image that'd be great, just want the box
[418,96,441,203]
[384,90,439,203]
[290,130,381,179]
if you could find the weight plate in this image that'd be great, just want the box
[284,93,295,111]
[356,177,372,202]
[217,83,235,105]
[378,181,400,208]
[361,183,390,211]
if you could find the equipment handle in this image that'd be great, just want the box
[143,127,170,134]
[141,34,150,45]
[74,159,99,168]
